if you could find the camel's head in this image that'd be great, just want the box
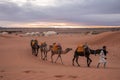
[65,48,72,52]
[49,45,53,49]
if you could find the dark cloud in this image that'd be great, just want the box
[0,2,50,22]
[0,0,120,26]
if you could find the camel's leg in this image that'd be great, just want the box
[59,55,63,64]
[42,48,45,60]
[43,51,47,60]
[35,49,38,56]
[86,57,90,67]
[44,49,47,60]
[55,54,60,63]
[32,48,34,55]
[89,58,92,67]
[76,56,80,66]
[87,57,92,67]
[104,62,106,68]
[41,52,43,59]
[31,46,35,55]
[45,51,48,60]
[97,63,100,68]
[36,49,39,56]
[41,50,44,60]
[34,49,36,56]
[51,53,54,63]
[44,51,47,60]
[72,56,76,66]
[55,54,63,64]
[43,51,46,60]
[34,49,37,56]
[87,57,89,67]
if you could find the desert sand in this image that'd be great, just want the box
[0,31,120,80]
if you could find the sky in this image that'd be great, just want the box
[0,0,120,28]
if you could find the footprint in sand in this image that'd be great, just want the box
[0,76,3,79]
[68,75,78,78]
[54,75,65,78]
[0,70,5,73]
[23,70,35,74]
[23,70,45,74]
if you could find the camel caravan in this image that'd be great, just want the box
[30,39,108,68]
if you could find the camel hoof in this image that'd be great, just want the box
[78,65,80,67]
[72,63,74,66]
[42,58,45,60]
[87,65,90,67]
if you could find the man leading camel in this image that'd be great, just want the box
[97,46,108,68]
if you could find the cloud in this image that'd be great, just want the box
[0,1,50,22]
[0,0,120,26]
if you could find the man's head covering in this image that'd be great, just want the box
[103,46,106,49]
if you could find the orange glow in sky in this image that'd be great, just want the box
[3,21,119,28]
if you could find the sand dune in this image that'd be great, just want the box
[0,31,120,80]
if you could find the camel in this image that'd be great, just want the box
[72,46,97,67]
[49,45,72,64]
[39,42,50,60]
[30,40,39,56]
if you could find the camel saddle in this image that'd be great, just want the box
[76,45,84,52]
[32,41,35,46]
[52,44,62,52]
